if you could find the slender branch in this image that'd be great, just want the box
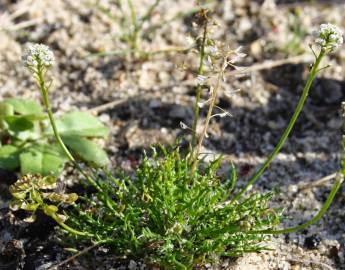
[299,172,337,191]
[226,54,314,77]
[47,242,101,270]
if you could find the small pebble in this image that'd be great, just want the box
[304,235,321,249]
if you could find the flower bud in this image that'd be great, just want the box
[314,23,343,51]
[22,43,55,68]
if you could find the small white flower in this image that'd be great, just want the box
[197,98,211,108]
[196,74,207,85]
[314,23,343,51]
[209,46,218,55]
[22,43,55,68]
[230,46,246,63]
[179,121,189,130]
[206,45,219,57]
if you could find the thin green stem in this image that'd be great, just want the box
[52,213,93,237]
[127,0,138,51]
[35,64,117,213]
[251,175,343,235]
[232,49,326,201]
[36,66,101,192]
[191,20,208,148]
[139,0,161,28]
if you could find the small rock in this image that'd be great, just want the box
[99,113,110,123]
[304,235,321,249]
[238,17,252,33]
[149,99,162,109]
[128,260,138,270]
[288,184,298,193]
[250,39,263,59]
[291,265,300,270]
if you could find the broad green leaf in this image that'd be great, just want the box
[19,143,67,176]
[5,116,34,132]
[3,99,43,116]
[62,135,109,167]
[5,116,41,141]
[0,145,20,170]
[46,111,108,138]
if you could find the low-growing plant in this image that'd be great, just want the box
[0,96,109,176]
[283,9,307,55]
[17,148,283,267]
[8,14,344,270]
[90,0,214,60]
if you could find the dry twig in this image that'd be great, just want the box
[299,172,338,191]
[47,243,100,270]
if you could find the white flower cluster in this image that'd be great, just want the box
[22,44,55,68]
[315,23,343,51]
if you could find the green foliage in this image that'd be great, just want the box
[90,0,203,59]
[283,10,307,55]
[65,148,281,269]
[0,98,109,176]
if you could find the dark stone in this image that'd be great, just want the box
[304,234,321,249]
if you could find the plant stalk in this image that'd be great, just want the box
[191,59,227,173]
[127,0,139,51]
[52,213,93,237]
[252,175,343,234]
[232,49,326,201]
[191,20,208,148]
[35,65,103,193]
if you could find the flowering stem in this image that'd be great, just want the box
[191,19,208,149]
[251,175,343,234]
[232,49,326,201]
[36,65,101,192]
[191,58,227,173]
[51,213,93,237]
